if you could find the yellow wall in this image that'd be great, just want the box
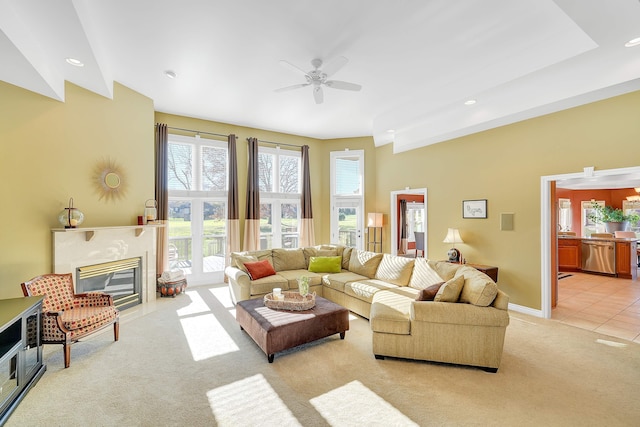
[2,77,639,311]
[0,81,154,299]
[369,91,640,308]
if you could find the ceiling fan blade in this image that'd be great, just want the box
[274,83,310,93]
[313,86,323,104]
[325,80,362,91]
[279,60,309,76]
[322,56,348,77]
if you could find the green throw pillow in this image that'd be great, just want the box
[308,256,342,273]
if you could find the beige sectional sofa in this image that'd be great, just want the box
[225,244,510,372]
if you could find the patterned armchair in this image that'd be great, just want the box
[21,273,119,368]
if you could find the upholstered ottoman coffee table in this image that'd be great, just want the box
[236,295,349,362]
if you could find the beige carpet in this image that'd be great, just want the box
[6,283,640,427]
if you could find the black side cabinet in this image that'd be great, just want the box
[0,296,46,425]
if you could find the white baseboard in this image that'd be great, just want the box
[508,302,544,318]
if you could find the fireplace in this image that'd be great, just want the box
[52,225,158,306]
[76,257,142,311]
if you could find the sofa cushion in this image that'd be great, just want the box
[308,256,342,273]
[272,248,306,271]
[345,279,397,304]
[415,282,445,301]
[342,247,353,270]
[370,290,413,335]
[277,270,324,289]
[434,276,464,302]
[374,254,415,286]
[232,250,273,272]
[349,250,383,278]
[428,260,461,281]
[454,266,499,307]
[303,246,339,267]
[409,258,445,289]
[323,271,367,293]
[244,260,277,280]
[232,254,257,273]
[249,274,289,295]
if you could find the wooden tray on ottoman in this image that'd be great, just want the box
[236,296,349,363]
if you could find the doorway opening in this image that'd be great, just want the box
[541,165,640,319]
[389,188,428,257]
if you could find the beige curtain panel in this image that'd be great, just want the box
[154,123,169,276]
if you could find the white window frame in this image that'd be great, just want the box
[330,150,365,249]
[258,146,301,249]
[167,134,228,285]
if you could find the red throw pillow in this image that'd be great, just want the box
[243,259,276,280]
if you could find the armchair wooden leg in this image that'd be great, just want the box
[63,343,71,368]
[114,320,119,342]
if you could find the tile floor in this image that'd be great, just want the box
[552,271,640,343]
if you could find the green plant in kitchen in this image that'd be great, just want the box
[588,202,638,224]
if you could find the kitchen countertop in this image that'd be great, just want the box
[558,235,637,242]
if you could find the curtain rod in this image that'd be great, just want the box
[160,125,229,139]
[248,137,303,149]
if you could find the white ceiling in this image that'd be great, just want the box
[2,0,640,154]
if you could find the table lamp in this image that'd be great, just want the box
[443,228,464,262]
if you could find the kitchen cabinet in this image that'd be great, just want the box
[615,240,637,280]
[558,238,581,271]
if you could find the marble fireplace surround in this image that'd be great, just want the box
[52,225,161,304]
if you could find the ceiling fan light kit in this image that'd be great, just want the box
[276,56,362,104]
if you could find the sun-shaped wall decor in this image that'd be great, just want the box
[93,158,127,202]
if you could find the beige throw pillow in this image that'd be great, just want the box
[434,276,464,302]
[454,266,498,306]
[375,254,415,286]
[348,250,384,278]
[409,258,445,289]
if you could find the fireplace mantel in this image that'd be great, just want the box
[52,225,163,304]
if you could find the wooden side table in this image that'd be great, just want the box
[444,261,499,283]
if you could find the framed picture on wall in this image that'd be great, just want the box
[463,199,487,219]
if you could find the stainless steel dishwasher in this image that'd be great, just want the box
[581,240,616,274]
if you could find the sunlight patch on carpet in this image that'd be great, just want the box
[176,291,210,316]
[209,286,235,308]
[180,314,239,361]
[207,374,301,426]
[310,380,418,426]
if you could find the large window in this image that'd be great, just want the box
[330,150,365,249]
[258,147,301,249]
[168,134,227,284]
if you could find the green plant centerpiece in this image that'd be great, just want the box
[297,276,310,296]
[587,202,639,233]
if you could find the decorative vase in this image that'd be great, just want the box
[604,222,624,233]
[297,276,310,296]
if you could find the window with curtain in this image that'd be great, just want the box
[167,134,228,284]
[258,146,301,249]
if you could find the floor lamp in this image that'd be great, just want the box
[368,213,383,252]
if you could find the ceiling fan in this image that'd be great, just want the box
[275,56,362,104]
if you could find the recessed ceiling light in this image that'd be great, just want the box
[65,57,84,67]
[386,129,395,133]
[164,70,177,79]
[464,99,477,106]
[625,37,640,47]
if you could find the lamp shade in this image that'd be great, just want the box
[367,212,383,227]
[443,228,463,244]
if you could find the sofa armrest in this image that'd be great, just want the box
[410,301,509,327]
[225,266,252,304]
